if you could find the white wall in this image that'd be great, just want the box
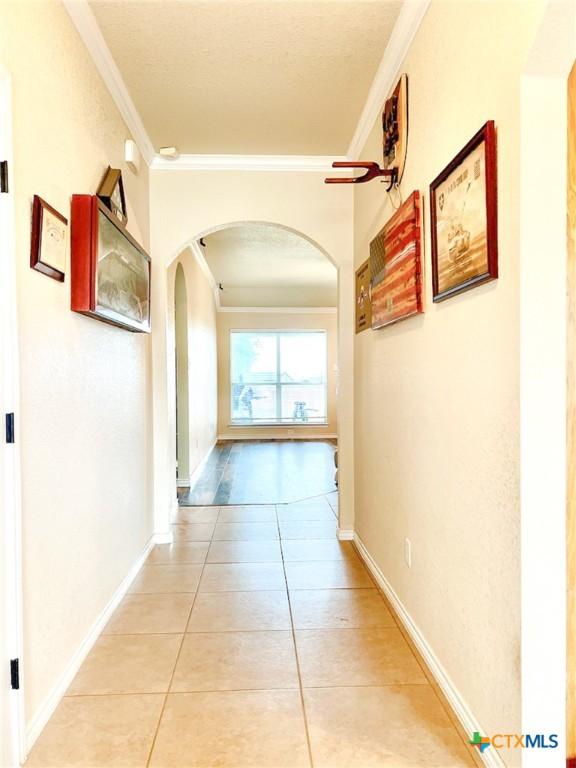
[216,309,338,440]
[168,249,218,484]
[352,0,545,763]
[0,0,153,744]
[149,171,355,530]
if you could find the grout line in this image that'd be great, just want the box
[144,522,214,766]
[275,504,315,768]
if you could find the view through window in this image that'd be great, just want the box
[230,330,328,425]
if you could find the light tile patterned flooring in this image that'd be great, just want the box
[26,493,475,767]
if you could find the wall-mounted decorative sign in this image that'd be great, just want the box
[71,195,150,333]
[430,121,498,302]
[370,190,423,329]
[382,73,408,184]
[97,166,127,225]
[355,259,372,333]
[325,74,408,189]
[30,195,68,282]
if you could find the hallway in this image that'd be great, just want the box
[178,440,337,506]
[26,496,473,767]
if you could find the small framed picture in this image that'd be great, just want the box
[30,195,68,282]
[430,121,498,302]
[97,166,127,225]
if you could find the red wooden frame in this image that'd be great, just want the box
[430,121,498,302]
[71,195,151,332]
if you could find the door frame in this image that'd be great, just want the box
[0,68,25,767]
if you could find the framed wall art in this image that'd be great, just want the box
[97,166,127,225]
[430,121,498,302]
[30,195,68,282]
[71,195,150,333]
[355,259,371,333]
[370,190,423,329]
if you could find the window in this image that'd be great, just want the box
[230,330,328,425]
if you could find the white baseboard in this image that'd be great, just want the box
[218,434,338,441]
[25,533,158,757]
[337,527,354,540]
[353,533,505,768]
[176,478,190,488]
[186,440,217,488]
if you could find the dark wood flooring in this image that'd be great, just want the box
[178,439,337,506]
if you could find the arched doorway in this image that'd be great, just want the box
[167,221,339,507]
[174,263,190,485]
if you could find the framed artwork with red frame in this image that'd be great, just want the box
[71,195,150,333]
[430,121,498,302]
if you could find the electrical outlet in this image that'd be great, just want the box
[404,538,412,568]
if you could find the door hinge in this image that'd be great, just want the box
[5,413,15,444]
[0,161,8,193]
[10,659,19,690]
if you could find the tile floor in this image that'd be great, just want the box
[26,494,475,767]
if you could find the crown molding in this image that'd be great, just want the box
[63,0,156,165]
[347,0,431,159]
[217,306,337,314]
[150,154,348,172]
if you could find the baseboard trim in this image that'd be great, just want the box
[337,527,354,540]
[25,534,157,757]
[353,533,505,768]
[218,434,338,441]
[176,479,191,488]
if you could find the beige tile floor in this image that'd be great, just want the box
[26,495,475,768]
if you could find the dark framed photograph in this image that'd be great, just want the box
[30,195,68,282]
[430,121,498,302]
[71,195,150,333]
[97,166,127,225]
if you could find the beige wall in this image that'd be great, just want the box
[216,310,338,440]
[0,0,153,738]
[168,249,218,482]
[353,0,545,760]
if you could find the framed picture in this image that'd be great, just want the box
[97,166,127,225]
[71,195,150,333]
[370,190,423,329]
[355,259,371,333]
[430,121,498,302]
[30,195,68,282]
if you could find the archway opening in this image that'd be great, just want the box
[174,263,190,485]
[170,221,339,508]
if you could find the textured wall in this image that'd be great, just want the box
[0,0,153,731]
[353,1,545,762]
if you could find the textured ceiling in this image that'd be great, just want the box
[89,0,402,155]
[202,223,337,307]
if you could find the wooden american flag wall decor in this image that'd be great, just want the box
[369,191,423,329]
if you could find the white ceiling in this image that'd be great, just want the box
[88,0,402,156]
[201,223,337,307]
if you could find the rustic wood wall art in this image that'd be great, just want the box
[325,74,408,188]
[30,195,68,282]
[430,121,498,302]
[71,195,150,333]
[370,190,423,329]
[97,166,127,225]
[355,259,372,333]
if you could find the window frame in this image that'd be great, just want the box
[229,329,328,427]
